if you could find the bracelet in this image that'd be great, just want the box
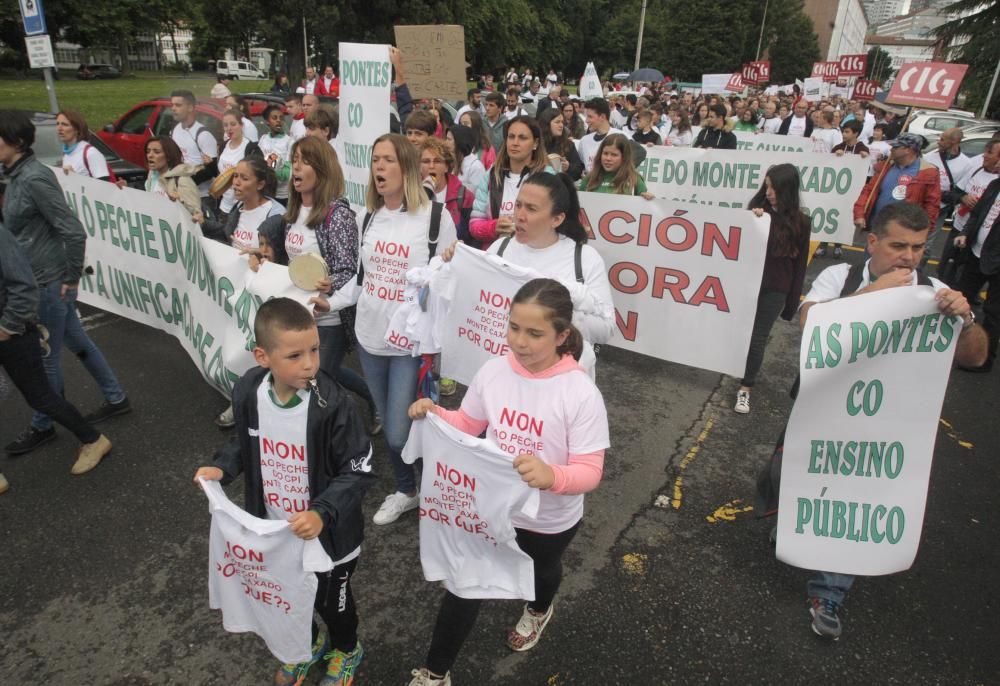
[962,311,976,330]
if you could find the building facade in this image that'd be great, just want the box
[804,0,869,61]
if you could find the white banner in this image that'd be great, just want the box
[55,172,310,397]
[338,43,391,211]
[580,61,603,99]
[803,77,823,101]
[636,147,868,245]
[581,193,769,375]
[777,287,959,576]
[734,131,808,153]
[701,74,732,95]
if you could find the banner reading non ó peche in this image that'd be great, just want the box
[636,147,868,245]
[776,287,960,576]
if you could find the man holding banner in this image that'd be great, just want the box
[788,202,986,639]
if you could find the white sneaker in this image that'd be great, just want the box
[734,390,751,414]
[373,491,419,525]
[507,603,554,652]
[409,668,451,686]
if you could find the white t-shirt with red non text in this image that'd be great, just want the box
[231,201,275,253]
[285,206,341,326]
[459,354,610,533]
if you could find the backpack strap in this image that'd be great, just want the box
[81,143,93,177]
[497,235,512,257]
[355,211,374,286]
[574,241,585,284]
[488,173,503,219]
[428,201,443,259]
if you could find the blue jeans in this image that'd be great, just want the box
[318,325,375,410]
[357,347,421,494]
[807,571,855,606]
[32,282,126,430]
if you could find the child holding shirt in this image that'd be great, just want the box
[405,278,610,686]
[194,298,375,686]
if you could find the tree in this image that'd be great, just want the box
[865,46,893,83]
[761,0,821,83]
[934,0,1000,116]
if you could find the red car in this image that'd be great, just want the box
[98,97,226,167]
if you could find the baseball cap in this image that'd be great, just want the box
[890,133,923,153]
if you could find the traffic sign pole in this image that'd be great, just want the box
[19,0,58,112]
[43,66,58,113]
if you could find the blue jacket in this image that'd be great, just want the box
[0,222,39,336]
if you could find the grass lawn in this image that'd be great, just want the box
[0,71,273,128]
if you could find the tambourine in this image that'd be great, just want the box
[209,167,236,199]
[288,253,329,291]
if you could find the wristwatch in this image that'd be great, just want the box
[962,310,976,330]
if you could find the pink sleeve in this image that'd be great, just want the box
[548,450,605,495]
[432,406,488,437]
[469,217,498,242]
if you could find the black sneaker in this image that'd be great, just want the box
[5,426,56,455]
[808,597,842,640]
[84,397,131,424]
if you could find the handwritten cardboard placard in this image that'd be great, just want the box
[393,24,467,101]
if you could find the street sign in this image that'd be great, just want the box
[886,61,969,109]
[725,72,744,93]
[25,34,54,69]
[838,54,867,77]
[18,0,47,36]
[853,79,879,101]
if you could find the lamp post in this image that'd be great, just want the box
[633,0,648,71]
[755,0,770,61]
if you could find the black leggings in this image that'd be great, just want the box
[0,327,99,444]
[314,557,359,653]
[741,290,788,388]
[425,523,580,675]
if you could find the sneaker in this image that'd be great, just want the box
[214,404,235,429]
[372,491,419,525]
[368,410,383,436]
[318,642,364,686]
[273,629,329,686]
[814,246,827,258]
[833,246,843,259]
[70,434,112,475]
[507,603,554,652]
[808,597,843,640]
[438,377,457,396]
[4,426,56,456]
[84,396,131,424]
[734,390,751,414]
[0,472,9,495]
[408,668,451,686]
[37,324,51,357]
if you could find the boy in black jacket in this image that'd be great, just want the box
[195,297,375,685]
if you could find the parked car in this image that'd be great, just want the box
[216,60,267,80]
[924,132,998,160]
[77,63,121,80]
[98,97,226,167]
[907,110,987,140]
[0,111,146,196]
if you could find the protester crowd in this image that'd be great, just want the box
[0,50,997,686]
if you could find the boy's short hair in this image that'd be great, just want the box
[305,104,339,137]
[404,110,438,136]
[0,109,36,151]
[585,98,610,119]
[285,93,303,105]
[170,89,196,106]
[841,119,862,135]
[254,298,316,351]
[484,91,504,107]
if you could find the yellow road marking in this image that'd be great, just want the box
[622,553,648,576]
[939,418,974,449]
[706,499,755,523]
[671,418,715,509]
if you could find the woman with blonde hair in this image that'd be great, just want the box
[324,133,458,525]
[469,115,554,248]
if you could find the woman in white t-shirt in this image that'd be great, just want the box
[469,115,554,249]
[223,94,259,142]
[216,109,259,220]
[56,110,111,180]
[666,109,694,146]
[405,278,610,685]
[340,133,457,526]
[200,155,282,251]
[271,136,377,427]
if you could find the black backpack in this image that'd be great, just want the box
[355,201,444,287]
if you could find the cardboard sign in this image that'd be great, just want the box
[777,287,960,576]
[838,53,867,78]
[886,61,968,110]
[853,80,879,101]
[393,25,467,102]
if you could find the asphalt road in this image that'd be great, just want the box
[1,248,997,686]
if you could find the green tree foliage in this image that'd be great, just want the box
[865,46,893,83]
[933,0,1000,115]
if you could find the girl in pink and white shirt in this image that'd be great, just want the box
[406,277,610,686]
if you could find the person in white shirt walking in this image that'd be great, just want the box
[55,110,111,181]
[170,89,220,220]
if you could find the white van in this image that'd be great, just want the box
[216,60,266,80]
